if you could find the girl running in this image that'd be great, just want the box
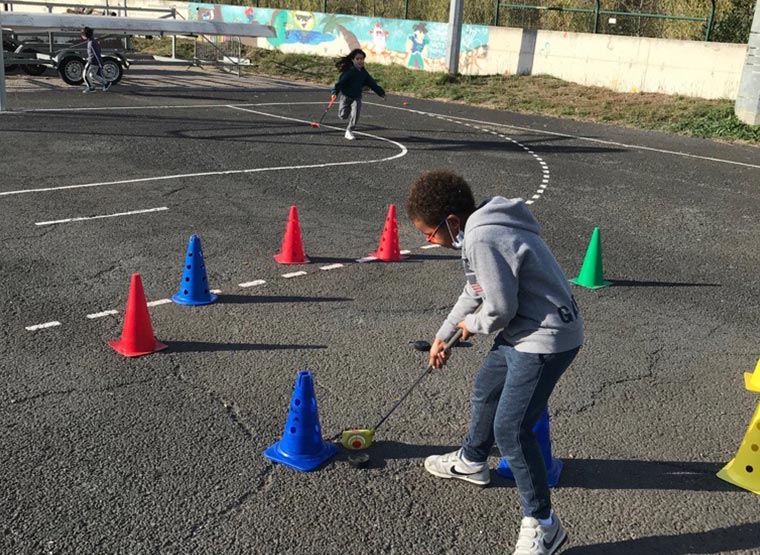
[331,49,385,140]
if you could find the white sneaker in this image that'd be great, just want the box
[102,81,112,92]
[512,514,568,555]
[424,448,490,486]
[344,130,356,140]
[82,87,96,94]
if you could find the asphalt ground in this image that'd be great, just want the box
[1,64,760,555]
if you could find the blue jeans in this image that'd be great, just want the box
[462,335,580,519]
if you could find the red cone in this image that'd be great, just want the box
[109,273,168,357]
[370,205,405,262]
[274,206,310,265]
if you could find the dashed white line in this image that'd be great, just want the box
[320,264,344,271]
[147,299,172,307]
[282,271,308,278]
[25,321,61,331]
[421,244,441,249]
[356,256,377,263]
[34,207,169,226]
[400,250,411,255]
[86,310,118,319]
[239,279,266,287]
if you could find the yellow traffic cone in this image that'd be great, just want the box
[717,400,760,495]
[744,358,760,392]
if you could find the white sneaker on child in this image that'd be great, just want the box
[82,87,96,94]
[512,514,568,555]
[424,448,490,486]
[344,130,356,140]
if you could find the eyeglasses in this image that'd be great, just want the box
[426,217,449,243]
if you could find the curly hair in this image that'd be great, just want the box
[406,170,476,225]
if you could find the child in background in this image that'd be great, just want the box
[331,49,385,140]
[81,27,111,93]
[405,170,584,555]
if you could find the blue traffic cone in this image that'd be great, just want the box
[172,235,217,306]
[265,370,337,472]
[496,407,563,487]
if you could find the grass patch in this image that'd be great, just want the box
[134,40,760,145]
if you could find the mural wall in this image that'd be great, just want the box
[188,3,492,74]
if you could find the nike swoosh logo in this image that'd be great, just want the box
[542,528,558,549]
[449,465,480,476]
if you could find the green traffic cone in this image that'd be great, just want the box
[570,227,611,289]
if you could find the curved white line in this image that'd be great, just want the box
[369,102,760,170]
[0,107,407,197]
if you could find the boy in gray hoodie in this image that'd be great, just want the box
[406,170,583,555]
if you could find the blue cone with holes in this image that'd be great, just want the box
[265,370,337,472]
[172,235,218,306]
[496,406,563,487]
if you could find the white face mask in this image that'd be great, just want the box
[446,219,465,250]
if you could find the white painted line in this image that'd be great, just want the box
[542,179,549,183]
[25,321,61,331]
[320,264,344,270]
[376,104,760,170]
[35,207,169,226]
[282,271,308,278]
[357,256,377,263]
[532,194,541,199]
[526,200,534,205]
[239,279,266,288]
[400,250,411,255]
[421,244,441,249]
[1,108,408,197]
[147,298,172,307]
[539,184,548,189]
[210,289,222,294]
[86,309,118,319]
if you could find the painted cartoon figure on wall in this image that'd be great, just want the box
[406,22,429,69]
[368,22,389,56]
[245,6,254,24]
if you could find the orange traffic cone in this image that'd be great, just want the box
[109,273,168,357]
[370,205,405,262]
[274,206,310,265]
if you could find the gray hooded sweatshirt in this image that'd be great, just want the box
[436,196,584,354]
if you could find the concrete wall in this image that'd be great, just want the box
[2,0,750,100]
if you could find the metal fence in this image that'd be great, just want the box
[228,0,752,43]
[494,0,716,41]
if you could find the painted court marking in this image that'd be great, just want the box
[282,271,308,279]
[86,310,118,319]
[25,321,61,331]
[18,101,534,331]
[0,104,408,198]
[370,102,760,170]
[35,207,169,226]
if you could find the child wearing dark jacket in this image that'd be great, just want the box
[406,170,584,555]
[331,49,385,140]
[81,27,111,93]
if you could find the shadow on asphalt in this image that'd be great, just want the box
[554,458,736,492]
[217,295,352,304]
[344,444,738,495]
[562,522,760,555]
[608,279,721,287]
[166,341,327,352]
